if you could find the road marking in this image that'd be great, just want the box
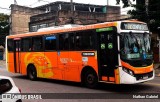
[145,82,160,86]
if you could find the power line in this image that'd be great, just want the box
[0,7,10,10]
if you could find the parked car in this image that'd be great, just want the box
[0,76,22,102]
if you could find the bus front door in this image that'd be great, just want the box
[13,39,21,73]
[98,30,118,82]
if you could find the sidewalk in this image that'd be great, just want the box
[0,60,6,68]
[154,63,160,77]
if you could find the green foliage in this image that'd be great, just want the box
[116,0,135,8]
[0,13,9,47]
[128,0,160,32]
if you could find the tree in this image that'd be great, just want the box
[116,0,135,8]
[127,0,160,32]
[0,13,9,47]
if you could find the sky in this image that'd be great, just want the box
[0,0,136,14]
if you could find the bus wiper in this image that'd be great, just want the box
[129,31,140,52]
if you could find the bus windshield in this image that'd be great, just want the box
[120,33,152,60]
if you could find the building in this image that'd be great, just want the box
[10,5,44,35]
[10,1,121,34]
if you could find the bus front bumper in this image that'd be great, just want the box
[120,70,155,84]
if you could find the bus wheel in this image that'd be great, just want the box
[83,70,98,88]
[27,65,37,81]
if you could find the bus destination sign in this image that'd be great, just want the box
[121,22,148,31]
[96,27,113,32]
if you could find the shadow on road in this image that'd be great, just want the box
[12,75,154,93]
[97,83,153,93]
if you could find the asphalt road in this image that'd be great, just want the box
[0,61,160,102]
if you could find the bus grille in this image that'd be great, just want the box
[134,71,153,80]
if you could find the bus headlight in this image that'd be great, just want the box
[122,67,134,76]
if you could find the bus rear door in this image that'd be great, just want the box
[13,38,21,73]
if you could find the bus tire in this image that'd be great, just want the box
[83,70,98,88]
[16,99,22,102]
[27,65,37,81]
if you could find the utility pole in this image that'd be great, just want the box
[107,0,109,5]
[70,0,74,14]
[14,0,18,5]
[70,0,74,23]
[145,0,149,16]
[145,0,150,30]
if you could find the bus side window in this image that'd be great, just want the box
[75,30,95,50]
[75,34,82,50]
[81,31,95,50]
[69,34,75,50]
[32,36,43,51]
[59,33,69,50]
[45,35,57,51]
[21,38,32,52]
[7,39,14,52]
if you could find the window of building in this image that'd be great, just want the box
[7,39,14,52]
[31,25,38,32]
[75,5,90,12]
[39,24,48,29]
[59,33,69,50]
[61,4,71,10]
[32,36,43,51]
[45,6,51,13]
[21,38,32,52]
[45,35,57,51]
[89,6,105,13]
[95,7,104,13]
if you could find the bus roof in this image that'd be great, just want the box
[7,20,146,39]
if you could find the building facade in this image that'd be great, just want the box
[10,4,44,35]
[29,1,120,32]
[10,1,120,34]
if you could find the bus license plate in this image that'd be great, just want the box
[143,76,148,79]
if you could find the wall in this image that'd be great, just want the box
[106,6,120,21]
[10,4,44,35]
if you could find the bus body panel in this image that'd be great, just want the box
[66,51,98,82]
[7,53,14,73]
[6,20,154,85]
[121,61,153,74]
[44,52,58,79]
[20,52,28,75]
[119,67,155,84]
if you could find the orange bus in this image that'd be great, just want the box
[6,20,154,88]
